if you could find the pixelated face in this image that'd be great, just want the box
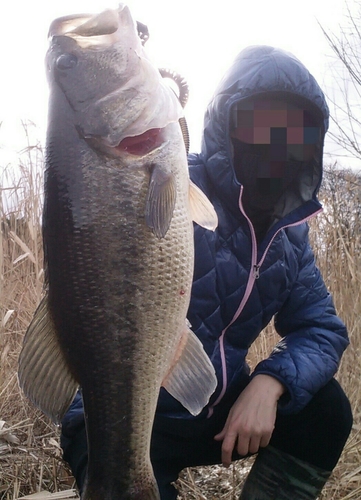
[231,99,320,159]
[231,99,321,197]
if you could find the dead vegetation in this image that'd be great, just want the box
[0,152,360,499]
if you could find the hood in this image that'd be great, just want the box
[200,45,329,226]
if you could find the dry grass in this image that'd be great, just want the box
[0,137,76,499]
[1,149,360,499]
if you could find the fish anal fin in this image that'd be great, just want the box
[161,326,217,416]
[145,164,176,239]
[189,180,218,231]
[18,294,78,423]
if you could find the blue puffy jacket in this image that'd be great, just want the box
[156,45,349,418]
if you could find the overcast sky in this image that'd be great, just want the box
[0,0,360,172]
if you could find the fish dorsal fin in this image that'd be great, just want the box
[18,295,78,423]
[161,325,217,416]
[69,9,119,37]
[189,180,218,231]
[145,164,177,239]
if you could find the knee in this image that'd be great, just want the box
[318,378,353,438]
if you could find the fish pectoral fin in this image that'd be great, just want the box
[161,326,217,416]
[18,294,78,424]
[145,164,177,239]
[189,180,218,231]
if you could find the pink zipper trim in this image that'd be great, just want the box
[207,188,323,417]
[207,188,257,417]
[257,207,323,270]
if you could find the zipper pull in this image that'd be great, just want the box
[253,264,260,279]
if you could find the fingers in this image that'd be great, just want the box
[220,429,238,467]
[260,431,272,449]
[213,376,280,467]
[215,424,273,467]
[214,428,225,441]
[243,434,267,455]
[238,425,273,455]
[241,435,259,456]
[214,425,235,467]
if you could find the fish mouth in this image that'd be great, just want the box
[89,127,168,158]
[113,128,166,156]
[48,4,130,48]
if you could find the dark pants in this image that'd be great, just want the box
[61,379,352,500]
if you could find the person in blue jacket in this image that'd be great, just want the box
[61,45,353,500]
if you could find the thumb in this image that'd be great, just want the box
[214,427,226,441]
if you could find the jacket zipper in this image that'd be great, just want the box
[253,264,260,279]
[207,187,322,416]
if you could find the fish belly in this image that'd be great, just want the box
[44,150,192,499]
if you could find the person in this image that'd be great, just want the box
[60,45,353,499]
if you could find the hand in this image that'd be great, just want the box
[214,374,285,467]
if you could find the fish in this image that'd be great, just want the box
[18,4,218,500]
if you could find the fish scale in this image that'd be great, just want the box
[66,156,193,497]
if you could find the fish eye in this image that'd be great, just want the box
[56,53,78,70]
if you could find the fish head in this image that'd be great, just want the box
[46,4,182,150]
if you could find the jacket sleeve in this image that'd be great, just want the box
[252,226,349,415]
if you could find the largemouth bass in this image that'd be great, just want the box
[18,5,217,500]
